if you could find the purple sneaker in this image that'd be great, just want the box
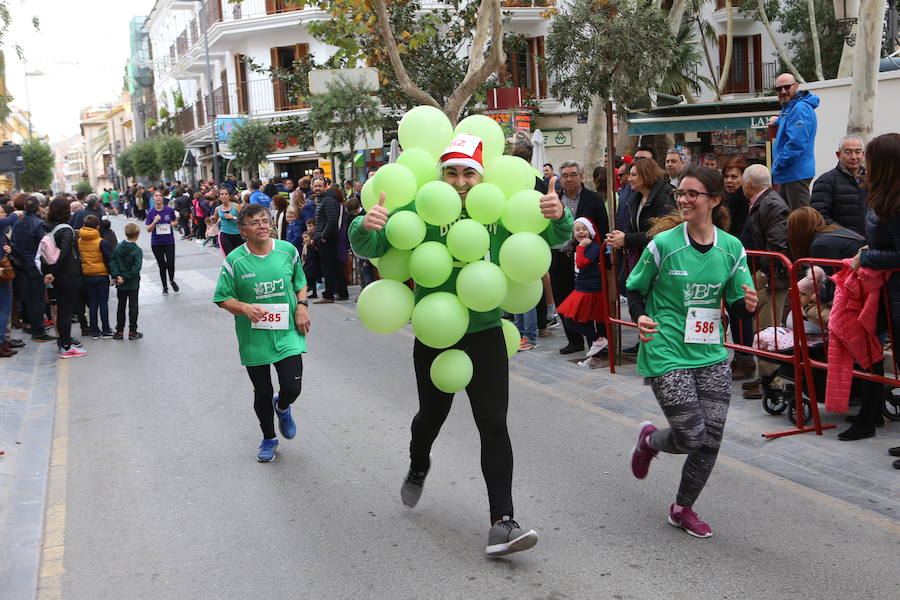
[668,504,713,538]
[630,421,658,479]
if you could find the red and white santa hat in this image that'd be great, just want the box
[440,133,485,174]
[574,217,597,239]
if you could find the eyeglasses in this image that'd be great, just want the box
[774,84,796,92]
[245,219,271,227]
[673,189,714,201]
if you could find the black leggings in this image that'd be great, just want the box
[411,326,512,523]
[151,244,176,288]
[245,354,304,439]
[219,232,244,257]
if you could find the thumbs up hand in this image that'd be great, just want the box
[540,176,564,220]
[362,192,389,232]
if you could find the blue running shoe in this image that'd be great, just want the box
[257,438,278,462]
[273,395,297,439]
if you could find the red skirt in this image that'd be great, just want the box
[557,290,607,323]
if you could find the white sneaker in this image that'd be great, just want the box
[577,356,604,369]
[585,337,609,357]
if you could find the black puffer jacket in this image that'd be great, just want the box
[623,178,675,250]
[810,164,867,236]
[860,208,900,331]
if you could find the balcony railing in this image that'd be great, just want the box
[716,61,776,95]
[167,1,310,63]
[173,79,305,135]
[500,0,554,6]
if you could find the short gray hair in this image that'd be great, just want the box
[838,134,864,151]
[666,148,685,160]
[743,164,772,189]
[559,160,583,174]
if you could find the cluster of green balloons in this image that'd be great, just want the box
[356,105,553,394]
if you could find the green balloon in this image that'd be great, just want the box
[429,349,474,393]
[455,260,508,312]
[408,241,453,288]
[499,277,543,314]
[398,105,454,160]
[385,210,427,250]
[415,180,462,226]
[356,279,415,334]
[502,189,549,234]
[411,292,470,349]
[377,247,412,281]
[483,155,535,199]
[373,163,418,211]
[446,219,490,263]
[361,178,378,212]
[499,232,551,283]
[397,148,438,188]
[464,183,506,225]
[455,115,506,165]
[501,319,520,358]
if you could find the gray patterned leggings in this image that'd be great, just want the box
[647,360,731,507]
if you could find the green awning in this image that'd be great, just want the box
[628,114,778,135]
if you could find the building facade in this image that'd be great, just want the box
[143,0,795,180]
[79,95,134,193]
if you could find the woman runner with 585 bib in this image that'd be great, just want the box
[626,166,757,538]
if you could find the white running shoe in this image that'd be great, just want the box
[585,337,609,357]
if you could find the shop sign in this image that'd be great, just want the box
[542,129,573,148]
[484,109,532,137]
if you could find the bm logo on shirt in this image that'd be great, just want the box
[683,283,721,306]
[255,278,286,300]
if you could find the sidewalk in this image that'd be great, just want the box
[0,340,59,600]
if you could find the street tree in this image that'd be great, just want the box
[20,138,53,191]
[156,135,186,180]
[545,0,676,208]
[74,179,93,196]
[131,139,160,179]
[228,119,273,180]
[0,7,40,122]
[847,0,888,141]
[304,0,504,125]
[307,75,383,184]
[117,147,137,180]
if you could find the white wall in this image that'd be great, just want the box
[801,70,900,180]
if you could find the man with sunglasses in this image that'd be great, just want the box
[214,203,311,462]
[770,73,819,210]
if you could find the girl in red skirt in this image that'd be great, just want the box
[557,217,609,368]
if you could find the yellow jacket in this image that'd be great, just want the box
[77,227,108,276]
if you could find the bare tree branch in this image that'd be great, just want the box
[445,0,506,124]
[371,0,440,109]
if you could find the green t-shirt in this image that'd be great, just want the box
[626,223,753,377]
[213,239,308,366]
[101,191,111,205]
[111,190,119,202]
[348,203,573,334]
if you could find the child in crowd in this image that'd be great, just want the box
[557,217,609,368]
[99,218,118,247]
[286,206,303,251]
[110,222,144,340]
[301,223,322,299]
[77,214,115,339]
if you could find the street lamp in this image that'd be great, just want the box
[833,0,861,47]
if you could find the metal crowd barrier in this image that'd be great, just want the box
[594,243,881,439]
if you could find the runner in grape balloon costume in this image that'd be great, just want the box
[350,131,572,556]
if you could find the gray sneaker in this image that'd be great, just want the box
[400,468,428,508]
[486,517,538,556]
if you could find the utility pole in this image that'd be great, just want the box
[198,1,220,184]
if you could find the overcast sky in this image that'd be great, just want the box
[4,0,154,143]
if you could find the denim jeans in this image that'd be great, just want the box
[0,280,11,343]
[84,275,111,335]
[514,309,537,343]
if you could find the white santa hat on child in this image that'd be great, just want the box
[574,217,597,239]
[440,133,485,174]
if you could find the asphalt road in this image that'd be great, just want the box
[18,217,900,600]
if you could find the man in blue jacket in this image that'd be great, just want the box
[771,73,819,210]
[12,196,54,342]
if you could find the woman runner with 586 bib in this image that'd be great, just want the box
[626,166,757,538]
